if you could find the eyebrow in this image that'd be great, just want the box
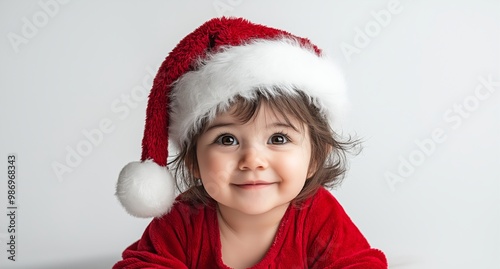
[205,122,236,132]
[271,122,299,132]
[205,121,299,132]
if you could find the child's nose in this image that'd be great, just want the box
[238,146,268,171]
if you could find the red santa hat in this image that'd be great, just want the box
[116,17,348,218]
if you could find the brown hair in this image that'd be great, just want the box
[169,89,361,206]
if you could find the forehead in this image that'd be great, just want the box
[220,102,281,121]
[197,93,314,137]
[206,100,305,133]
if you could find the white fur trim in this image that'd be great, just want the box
[169,38,348,147]
[116,161,176,218]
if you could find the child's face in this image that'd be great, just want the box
[195,102,313,216]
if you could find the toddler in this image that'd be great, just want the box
[114,17,387,269]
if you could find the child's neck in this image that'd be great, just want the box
[216,203,289,268]
[217,202,289,235]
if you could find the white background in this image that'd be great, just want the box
[0,0,499,268]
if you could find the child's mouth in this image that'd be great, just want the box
[232,182,275,189]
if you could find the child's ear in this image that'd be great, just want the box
[307,157,319,179]
[185,157,201,179]
[307,145,333,179]
[307,163,318,179]
[192,167,201,179]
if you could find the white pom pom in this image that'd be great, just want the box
[116,161,176,218]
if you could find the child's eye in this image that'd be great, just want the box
[215,134,238,146]
[268,134,289,144]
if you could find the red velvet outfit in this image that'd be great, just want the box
[114,187,387,268]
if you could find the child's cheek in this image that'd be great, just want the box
[199,151,236,184]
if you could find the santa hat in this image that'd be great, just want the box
[116,17,348,218]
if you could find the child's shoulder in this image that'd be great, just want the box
[150,195,216,229]
[297,187,347,220]
[309,187,342,206]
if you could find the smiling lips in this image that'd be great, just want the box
[232,182,275,189]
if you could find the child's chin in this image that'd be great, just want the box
[234,202,290,216]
